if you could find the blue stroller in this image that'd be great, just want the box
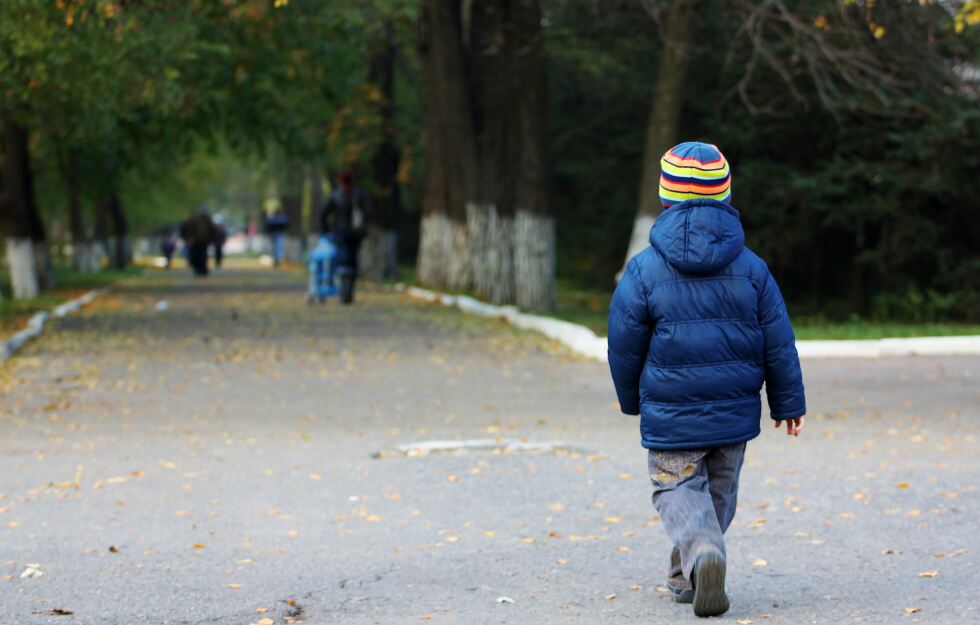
[306,235,338,303]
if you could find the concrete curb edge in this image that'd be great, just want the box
[403,286,980,361]
[1,287,109,362]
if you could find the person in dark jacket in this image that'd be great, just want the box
[179,210,216,276]
[160,229,177,269]
[320,171,366,303]
[266,209,289,268]
[212,223,227,269]
[608,142,805,618]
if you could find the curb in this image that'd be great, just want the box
[404,286,980,360]
[1,288,109,361]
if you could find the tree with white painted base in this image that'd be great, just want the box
[619,0,693,279]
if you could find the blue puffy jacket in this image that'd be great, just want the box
[608,198,805,450]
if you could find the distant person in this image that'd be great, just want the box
[607,142,805,617]
[320,171,366,303]
[266,208,290,268]
[179,210,216,276]
[160,230,177,269]
[212,223,227,269]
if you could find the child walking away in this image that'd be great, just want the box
[608,142,806,617]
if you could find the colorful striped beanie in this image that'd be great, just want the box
[659,141,732,208]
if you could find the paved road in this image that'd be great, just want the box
[1,265,977,625]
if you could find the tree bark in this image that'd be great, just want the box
[282,164,304,263]
[65,158,92,272]
[104,194,130,269]
[362,21,402,281]
[308,163,323,247]
[619,0,694,278]
[92,188,109,270]
[1,116,40,298]
[468,0,517,305]
[417,0,478,289]
[509,0,554,311]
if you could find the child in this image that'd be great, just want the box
[608,141,806,617]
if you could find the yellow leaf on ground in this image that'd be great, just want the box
[895,482,909,489]
[904,607,921,614]
[192,543,205,549]
[753,558,768,566]
[227,583,243,589]
[604,517,622,523]
[918,571,939,577]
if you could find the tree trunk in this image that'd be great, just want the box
[468,0,517,305]
[362,21,402,282]
[417,0,478,289]
[619,0,694,277]
[308,163,323,248]
[1,116,40,298]
[104,194,130,269]
[92,189,109,270]
[282,165,304,263]
[509,0,554,311]
[66,159,86,271]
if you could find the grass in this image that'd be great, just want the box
[0,265,143,334]
[551,281,980,340]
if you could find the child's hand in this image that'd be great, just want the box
[775,417,805,437]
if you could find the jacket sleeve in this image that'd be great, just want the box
[607,260,653,415]
[758,267,806,419]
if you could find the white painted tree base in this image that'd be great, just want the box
[617,214,656,282]
[5,238,39,298]
[405,286,980,360]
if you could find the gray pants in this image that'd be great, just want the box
[648,443,746,587]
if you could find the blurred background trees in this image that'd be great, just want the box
[1,0,977,321]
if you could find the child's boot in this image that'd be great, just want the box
[692,550,729,617]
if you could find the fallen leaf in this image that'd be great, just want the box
[617,546,630,553]
[917,571,939,577]
[752,558,768,567]
[895,482,909,489]
[192,543,205,549]
[629,584,642,590]
[496,596,515,604]
[904,607,920,614]
[736,620,754,625]
[309,474,321,481]
[257,619,274,625]
[227,583,244,589]
[604,517,622,524]
[605,593,617,600]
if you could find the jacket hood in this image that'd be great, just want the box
[649,199,744,274]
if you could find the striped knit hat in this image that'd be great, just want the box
[659,141,732,208]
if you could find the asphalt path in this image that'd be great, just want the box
[1,264,976,625]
